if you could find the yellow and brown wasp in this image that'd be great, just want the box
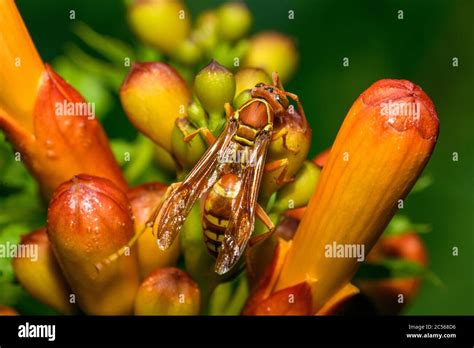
[151,73,307,274]
[96,73,307,275]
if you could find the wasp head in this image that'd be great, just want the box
[251,82,289,114]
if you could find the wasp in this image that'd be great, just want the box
[95,73,307,275]
[151,73,307,274]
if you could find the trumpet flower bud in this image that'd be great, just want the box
[0,2,127,199]
[173,38,202,66]
[357,232,428,315]
[274,79,439,313]
[134,268,200,315]
[171,118,207,170]
[233,89,252,109]
[127,0,190,55]
[0,0,43,128]
[12,228,76,314]
[244,32,298,83]
[0,306,18,316]
[234,67,272,97]
[194,60,235,133]
[47,175,140,315]
[153,144,178,174]
[313,147,331,168]
[128,183,180,278]
[187,97,207,129]
[272,161,320,213]
[120,62,190,152]
[217,2,252,42]
[192,10,219,51]
[260,108,311,200]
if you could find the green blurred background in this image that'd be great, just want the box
[11,0,474,314]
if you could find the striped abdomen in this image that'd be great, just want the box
[202,173,241,257]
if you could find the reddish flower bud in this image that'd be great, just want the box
[0,306,19,316]
[47,175,140,315]
[120,62,190,153]
[358,232,428,315]
[134,268,200,315]
[128,183,180,278]
[12,228,76,314]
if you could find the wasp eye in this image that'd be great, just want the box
[267,87,274,93]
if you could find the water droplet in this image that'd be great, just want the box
[46,150,57,159]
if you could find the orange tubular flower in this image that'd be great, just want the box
[245,79,439,315]
[0,0,126,199]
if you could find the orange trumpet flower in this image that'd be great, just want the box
[0,0,126,198]
[245,79,439,315]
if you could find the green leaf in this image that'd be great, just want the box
[0,224,30,285]
[383,214,431,236]
[355,258,442,287]
[53,56,114,118]
[111,136,175,185]
[410,174,433,194]
[65,43,126,90]
[73,22,136,64]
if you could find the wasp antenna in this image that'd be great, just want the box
[93,222,150,271]
[272,72,285,91]
[284,91,307,122]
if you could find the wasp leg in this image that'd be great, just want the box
[248,204,275,248]
[264,158,293,186]
[224,102,234,119]
[94,182,182,272]
[270,128,299,155]
[256,203,274,231]
[183,127,216,145]
[284,91,307,123]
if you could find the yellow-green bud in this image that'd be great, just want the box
[127,0,190,55]
[194,60,235,133]
[244,32,298,83]
[153,144,178,174]
[260,108,311,200]
[195,60,235,114]
[233,89,252,109]
[193,10,219,51]
[187,97,208,129]
[234,67,272,97]
[171,118,207,170]
[217,2,252,42]
[272,161,320,213]
[173,38,202,66]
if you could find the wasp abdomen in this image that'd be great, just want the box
[202,173,241,257]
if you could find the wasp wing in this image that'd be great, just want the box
[215,131,271,274]
[153,121,237,249]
